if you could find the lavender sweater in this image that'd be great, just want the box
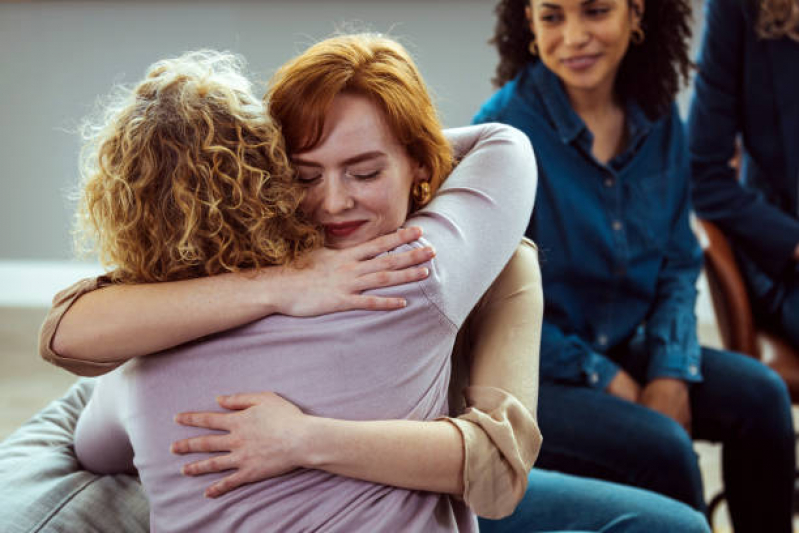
[74,124,537,532]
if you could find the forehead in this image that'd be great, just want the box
[294,94,400,161]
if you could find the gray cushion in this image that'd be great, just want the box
[0,379,148,532]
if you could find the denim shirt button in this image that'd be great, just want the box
[612,220,623,231]
[589,373,600,384]
[604,177,614,188]
[597,334,608,347]
[688,364,699,375]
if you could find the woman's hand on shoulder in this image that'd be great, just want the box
[272,226,434,316]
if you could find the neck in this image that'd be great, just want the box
[564,78,620,125]
[563,77,628,164]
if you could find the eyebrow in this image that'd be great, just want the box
[537,0,599,7]
[292,151,387,168]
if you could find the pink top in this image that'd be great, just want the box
[74,123,537,532]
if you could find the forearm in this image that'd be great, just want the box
[52,269,278,362]
[301,417,464,495]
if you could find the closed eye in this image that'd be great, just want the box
[350,170,381,180]
[297,173,322,185]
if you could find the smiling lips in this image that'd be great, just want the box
[324,221,367,238]
[562,53,601,71]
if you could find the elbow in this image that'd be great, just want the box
[49,328,71,360]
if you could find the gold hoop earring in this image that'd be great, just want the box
[412,181,432,207]
[631,27,645,45]
[528,39,539,56]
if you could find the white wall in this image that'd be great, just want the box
[0,0,500,261]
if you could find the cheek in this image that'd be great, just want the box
[368,182,410,230]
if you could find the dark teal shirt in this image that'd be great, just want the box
[474,62,703,389]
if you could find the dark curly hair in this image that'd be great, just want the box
[490,0,693,120]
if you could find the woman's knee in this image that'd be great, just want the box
[610,504,709,533]
[739,362,792,430]
[631,415,705,508]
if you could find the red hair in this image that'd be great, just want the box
[267,33,453,212]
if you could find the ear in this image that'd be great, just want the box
[413,162,431,185]
[630,0,644,24]
[525,4,534,32]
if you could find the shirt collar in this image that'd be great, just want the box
[529,62,585,144]
[526,61,654,153]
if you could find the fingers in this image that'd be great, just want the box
[349,295,408,311]
[205,471,251,498]
[180,453,237,477]
[216,392,268,410]
[351,226,423,260]
[174,411,233,431]
[354,267,430,292]
[358,246,435,276]
[171,434,232,455]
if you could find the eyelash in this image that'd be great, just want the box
[297,174,321,185]
[350,170,381,180]
[296,170,381,185]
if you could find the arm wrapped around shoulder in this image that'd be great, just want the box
[445,240,543,518]
[38,276,123,377]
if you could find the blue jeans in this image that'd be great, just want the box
[479,469,709,533]
[536,347,795,533]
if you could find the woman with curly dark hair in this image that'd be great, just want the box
[474,1,795,532]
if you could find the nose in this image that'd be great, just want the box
[563,18,589,47]
[320,175,353,215]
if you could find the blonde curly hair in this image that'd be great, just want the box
[75,50,322,284]
[757,0,799,41]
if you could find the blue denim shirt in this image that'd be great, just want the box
[473,62,703,389]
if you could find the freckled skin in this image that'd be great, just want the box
[293,94,427,250]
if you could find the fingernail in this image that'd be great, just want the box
[421,267,429,277]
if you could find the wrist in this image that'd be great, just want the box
[294,415,332,469]
[243,267,286,316]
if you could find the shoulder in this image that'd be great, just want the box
[473,82,518,125]
[473,64,543,126]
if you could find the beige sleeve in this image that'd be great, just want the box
[38,275,124,377]
[445,239,543,519]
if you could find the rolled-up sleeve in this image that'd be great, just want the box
[38,276,124,377]
[445,240,543,518]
